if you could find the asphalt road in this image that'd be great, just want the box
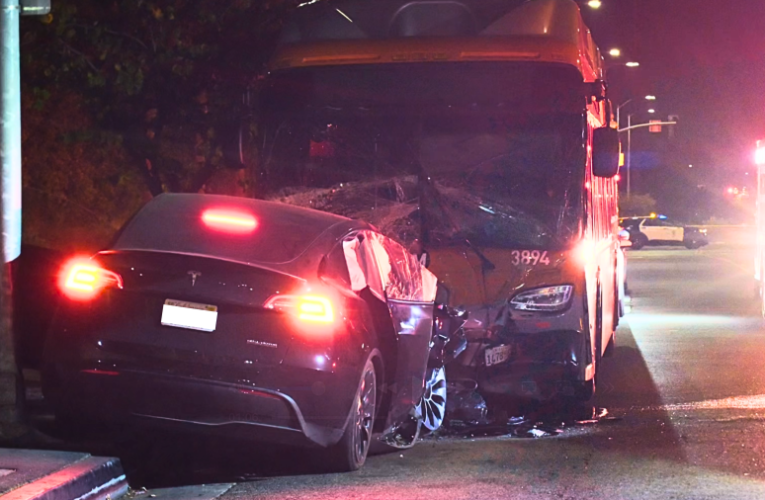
[213,241,765,500]
[27,236,765,500]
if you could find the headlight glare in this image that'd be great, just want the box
[510,285,573,312]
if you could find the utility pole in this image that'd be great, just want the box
[0,0,23,428]
[0,0,50,430]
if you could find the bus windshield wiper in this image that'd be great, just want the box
[465,239,496,272]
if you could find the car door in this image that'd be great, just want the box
[640,218,664,241]
[341,230,438,432]
[667,220,684,242]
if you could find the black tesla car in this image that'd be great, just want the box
[42,193,449,471]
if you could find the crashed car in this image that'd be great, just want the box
[42,193,455,471]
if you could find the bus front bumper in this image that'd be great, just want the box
[449,329,589,400]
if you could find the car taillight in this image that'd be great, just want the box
[296,295,335,323]
[265,293,336,325]
[59,258,123,301]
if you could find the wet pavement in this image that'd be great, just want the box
[16,234,765,499]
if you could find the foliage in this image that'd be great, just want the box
[19,0,298,249]
[21,89,149,252]
[618,193,657,217]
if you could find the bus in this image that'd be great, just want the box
[254,0,621,403]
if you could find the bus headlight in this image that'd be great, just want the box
[510,285,574,312]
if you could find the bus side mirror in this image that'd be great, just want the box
[592,127,620,178]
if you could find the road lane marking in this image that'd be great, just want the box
[625,394,765,412]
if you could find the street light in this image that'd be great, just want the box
[616,96,659,197]
[619,108,678,197]
[587,0,602,9]
[647,109,656,114]
[616,95,655,130]
[625,61,640,67]
[609,48,621,57]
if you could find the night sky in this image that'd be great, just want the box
[582,0,765,188]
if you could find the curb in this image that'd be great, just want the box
[1,456,127,500]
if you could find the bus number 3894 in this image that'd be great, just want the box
[511,250,551,266]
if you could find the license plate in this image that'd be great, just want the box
[161,299,218,332]
[485,344,512,367]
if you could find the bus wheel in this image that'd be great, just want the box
[573,290,602,402]
[594,289,604,383]
[568,328,594,402]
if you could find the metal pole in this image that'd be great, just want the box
[616,98,632,131]
[0,0,19,425]
[626,114,632,197]
[1,0,21,263]
[618,121,677,133]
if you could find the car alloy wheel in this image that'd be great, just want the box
[415,365,447,431]
[353,362,377,466]
[328,357,377,471]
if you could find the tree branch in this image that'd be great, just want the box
[104,28,149,50]
[57,38,99,73]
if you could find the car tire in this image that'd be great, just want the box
[415,365,447,432]
[684,240,700,250]
[326,355,377,472]
[631,233,648,250]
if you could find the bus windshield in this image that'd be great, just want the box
[259,62,586,250]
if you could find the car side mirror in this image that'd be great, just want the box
[592,127,620,178]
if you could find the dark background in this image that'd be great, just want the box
[582,0,765,220]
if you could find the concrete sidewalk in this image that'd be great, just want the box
[0,449,126,500]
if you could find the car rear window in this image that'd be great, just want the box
[112,193,348,264]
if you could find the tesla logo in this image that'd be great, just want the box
[187,270,202,286]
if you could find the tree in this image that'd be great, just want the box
[619,193,657,217]
[21,0,297,204]
[22,88,149,251]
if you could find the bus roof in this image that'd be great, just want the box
[272,0,604,82]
